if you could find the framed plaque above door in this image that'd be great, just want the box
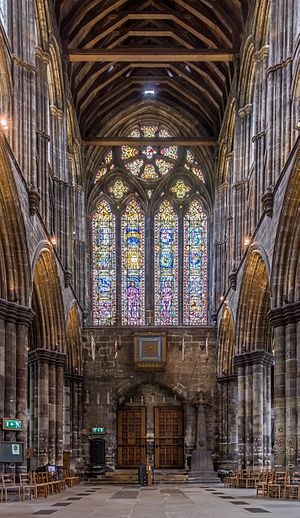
[134,332,167,370]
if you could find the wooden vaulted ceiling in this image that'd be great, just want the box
[55,0,249,140]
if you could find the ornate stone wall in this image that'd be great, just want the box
[82,327,217,470]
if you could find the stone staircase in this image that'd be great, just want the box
[86,469,188,484]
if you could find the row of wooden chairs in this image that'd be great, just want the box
[64,469,80,488]
[224,468,273,489]
[224,469,300,500]
[256,471,300,500]
[0,471,79,502]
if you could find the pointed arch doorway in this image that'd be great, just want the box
[117,384,184,469]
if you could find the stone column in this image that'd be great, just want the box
[217,375,238,469]
[15,307,35,472]
[285,321,297,468]
[4,319,17,443]
[56,353,66,470]
[48,362,56,466]
[252,361,264,468]
[235,359,246,468]
[236,351,274,468]
[38,356,49,467]
[0,306,6,447]
[71,375,83,465]
[245,363,253,467]
[269,308,288,469]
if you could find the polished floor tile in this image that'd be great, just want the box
[0,484,300,517]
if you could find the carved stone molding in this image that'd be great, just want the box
[28,187,41,216]
[64,270,72,288]
[28,348,67,367]
[0,298,35,326]
[268,301,300,327]
[234,350,274,368]
[229,270,237,290]
[262,187,274,217]
[64,373,83,382]
[217,374,237,383]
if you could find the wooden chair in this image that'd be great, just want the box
[32,472,48,498]
[64,469,79,488]
[1,474,22,502]
[19,473,37,500]
[267,471,288,498]
[256,469,274,497]
[284,472,300,500]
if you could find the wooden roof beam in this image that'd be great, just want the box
[83,137,217,146]
[69,48,235,62]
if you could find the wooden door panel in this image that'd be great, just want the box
[117,407,146,467]
[154,407,184,468]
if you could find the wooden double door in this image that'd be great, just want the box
[117,407,184,468]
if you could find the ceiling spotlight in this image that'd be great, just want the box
[244,236,251,246]
[144,90,155,96]
[185,65,191,73]
[108,65,114,73]
[167,69,174,78]
[50,236,57,246]
[220,295,225,302]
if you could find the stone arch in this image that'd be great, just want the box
[235,252,273,469]
[34,0,52,48]
[0,30,12,116]
[271,156,300,307]
[31,247,66,352]
[66,303,82,374]
[64,303,83,467]
[237,252,272,354]
[28,247,66,469]
[217,307,235,377]
[0,136,31,305]
[48,40,64,110]
[268,157,300,470]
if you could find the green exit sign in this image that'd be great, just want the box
[2,418,23,431]
[90,427,105,434]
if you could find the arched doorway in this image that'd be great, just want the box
[117,384,184,469]
[235,251,274,468]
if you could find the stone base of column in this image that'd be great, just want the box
[187,450,220,484]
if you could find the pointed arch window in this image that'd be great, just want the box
[155,200,178,325]
[92,200,116,325]
[122,199,145,325]
[183,200,207,325]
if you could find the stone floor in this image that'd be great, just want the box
[1,484,300,517]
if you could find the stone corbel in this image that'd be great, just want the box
[64,270,72,288]
[229,270,237,290]
[262,186,274,217]
[28,186,41,216]
[238,104,252,117]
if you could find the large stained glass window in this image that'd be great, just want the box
[122,200,145,325]
[121,124,178,180]
[155,201,178,325]
[92,201,116,325]
[184,200,207,325]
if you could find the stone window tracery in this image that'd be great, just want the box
[92,124,208,326]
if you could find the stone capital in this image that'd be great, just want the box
[0,298,35,326]
[268,301,300,327]
[234,350,274,367]
[28,348,67,367]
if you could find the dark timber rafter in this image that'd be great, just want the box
[55,0,248,141]
[68,49,235,63]
[83,137,217,146]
